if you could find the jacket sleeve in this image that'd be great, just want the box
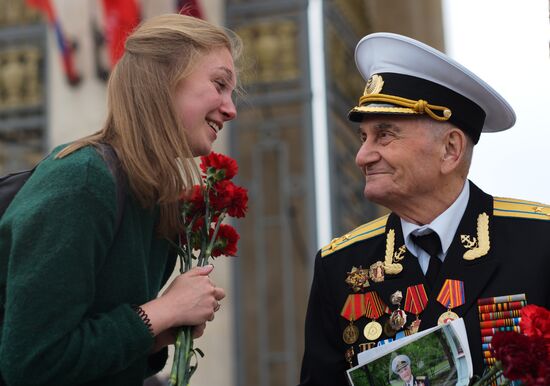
[299,251,349,386]
[0,160,154,385]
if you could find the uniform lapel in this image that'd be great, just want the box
[421,181,499,328]
[371,213,426,310]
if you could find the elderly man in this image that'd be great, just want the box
[392,355,429,386]
[299,32,550,386]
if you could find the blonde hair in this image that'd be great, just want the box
[57,14,242,237]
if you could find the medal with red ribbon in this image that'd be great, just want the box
[341,294,365,344]
[436,279,465,325]
[404,284,428,334]
[363,291,386,340]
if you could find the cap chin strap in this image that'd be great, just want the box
[358,93,452,121]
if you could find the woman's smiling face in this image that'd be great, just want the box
[174,47,237,156]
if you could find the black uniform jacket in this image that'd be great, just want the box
[299,181,550,386]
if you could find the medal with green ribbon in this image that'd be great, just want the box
[404,284,428,334]
[436,279,465,325]
[341,294,365,344]
[363,291,386,341]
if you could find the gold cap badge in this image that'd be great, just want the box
[363,74,384,96]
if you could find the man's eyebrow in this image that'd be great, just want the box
[374,122,397,130]
[358,121,400,133]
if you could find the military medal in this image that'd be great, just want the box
[363,291,386,340]
[345,266,370,292]
[369,261,385,283]
[438,310,459,324]
[389,290,407,331]
[345,347,355,368]
[343,322,359,345]
[363,321,382,340]
[340,294,365,344]
[404,284,428,334]
[436,279,465,325]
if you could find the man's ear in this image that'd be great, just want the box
[441,128,466,174]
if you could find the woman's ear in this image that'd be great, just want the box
[441,128,466,174]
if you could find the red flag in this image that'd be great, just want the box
[26,0,55,22]
[101,0,141,68]
[177,0,204,19]
[26,0,80,85]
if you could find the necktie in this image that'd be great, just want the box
[411,232,442,288]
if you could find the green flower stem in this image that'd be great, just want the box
[179,326,193,385]
[184,226,193,272]
[200,191,211,264]
[168,326,193,386]
[471,361,506,386]
[169,331,182,385]
[203,211,227,262]
[181,208,194,273]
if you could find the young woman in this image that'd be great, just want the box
[0,14,240,385]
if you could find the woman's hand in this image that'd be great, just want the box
[150,322,207,353]
[140,265,225,337]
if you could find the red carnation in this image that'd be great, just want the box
[521,305,550,341]
[208,180,248,218]
[210,224,239,257]
[209,180,235,212]
[227,184,247,218]
[183,185,205,217]
[192,216,205,232]
[171,151,246,385]
[493,331,548,381]
[200,152,238,180]
[521,362,550,386]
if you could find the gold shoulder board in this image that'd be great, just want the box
[494,197,550,221]
[321,215,389,257]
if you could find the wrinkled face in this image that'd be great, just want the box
[174,47,237,156]
[397,364,412,381]
[355,116,444,209]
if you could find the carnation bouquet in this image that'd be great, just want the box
[472,304,550,386]
[168,152,248,385]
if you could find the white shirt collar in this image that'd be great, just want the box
[401,181,470,261]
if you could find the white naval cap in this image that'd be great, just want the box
[391,354,411,374]
[348,32,516,144]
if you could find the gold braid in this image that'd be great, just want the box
[359,93,452,121]
[383,229,403,275]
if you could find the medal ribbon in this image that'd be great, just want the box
[364,291,386,320]
[340,294,365,322]
[436,279,465,309]
[404,284,428,316]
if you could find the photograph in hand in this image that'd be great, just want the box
[347,321,471,386]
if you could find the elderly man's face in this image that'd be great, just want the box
[397,364,412,381]
[355,116,444,210]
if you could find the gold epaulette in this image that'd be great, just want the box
[494,197,550,220]
[321,215,389,257]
